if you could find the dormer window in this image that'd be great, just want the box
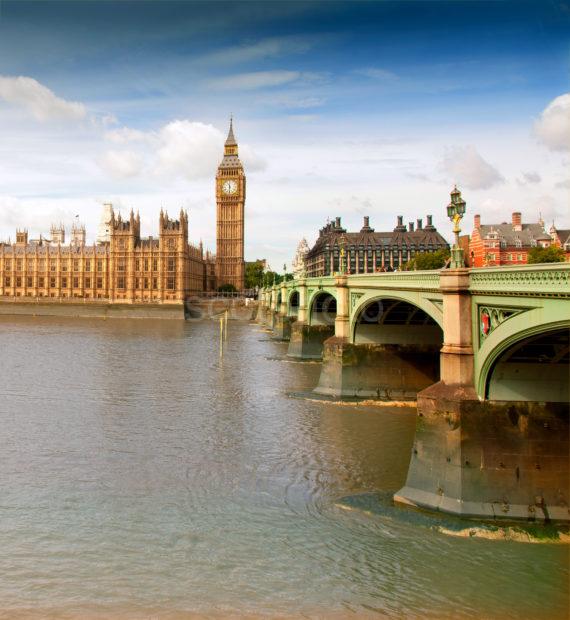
[514,239,522,248]
[500,239,507,248]
[530,239,537,247]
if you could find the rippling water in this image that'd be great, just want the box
[0,316,567,619]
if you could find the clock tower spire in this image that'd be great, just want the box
[215,118,245,291]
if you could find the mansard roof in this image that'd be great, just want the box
[307,217,448,257]
[477,223,550,246]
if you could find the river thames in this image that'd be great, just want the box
[0,316,567,619]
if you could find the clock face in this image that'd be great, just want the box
[222,180,238,195]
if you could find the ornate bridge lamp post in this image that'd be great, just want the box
[447,185,466,269]
[339,233,348,275]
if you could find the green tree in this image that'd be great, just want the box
[262,271,294,287]
[404,248,450,271]
[217,283,237,293]
[245,260,265,289]
[527,246,565,264]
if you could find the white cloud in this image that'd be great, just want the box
[200,36,314,66]
[207,70,301,91]
[99,150,144,179]
[355,67,398,80]
[440,145,505,190]
[155,121,223,179]
[104,126,150,144]
[0,75,86,121]
[534,93,570,152]
[99,120,266,180]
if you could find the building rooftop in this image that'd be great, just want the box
[307,215,448,257]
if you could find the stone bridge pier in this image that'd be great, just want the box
[273,280,295,340]
[256,290,270,325]
[314,275,442,400]
[287,280,336,359]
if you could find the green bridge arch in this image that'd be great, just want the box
[474,299,570,400]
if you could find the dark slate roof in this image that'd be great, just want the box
[478,223,550,246]
[218,153,243,169]
[307,221,448,257]
[555,229,570,245]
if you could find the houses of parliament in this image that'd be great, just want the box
[0,120,246,304]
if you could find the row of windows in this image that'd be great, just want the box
[3,276,177,290]
[1,258,107,272]
[1,257,178,273]
[5,276,105,288]
[484,239,545,249]
[486,254,524,262]
[115,237,178,249]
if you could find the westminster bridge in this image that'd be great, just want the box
[257,263,570,524]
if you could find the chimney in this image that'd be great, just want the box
[397,215,403,227]
[474,214,481,229]
[360,215,374,233]
[416,218,422,230]
[408,222,414,232]
[335,216,341,228]
[512,212,522,231]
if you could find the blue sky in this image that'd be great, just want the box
[0,0,568,266]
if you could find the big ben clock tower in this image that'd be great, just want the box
[215,118,245,291]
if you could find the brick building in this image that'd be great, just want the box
[468,212,552,267]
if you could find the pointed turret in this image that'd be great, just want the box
[225,116,237,146]
[223,117,239,158]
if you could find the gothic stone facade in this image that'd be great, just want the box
[0,209,209,303]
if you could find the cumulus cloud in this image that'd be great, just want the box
[440,145,505,190]
[534,93,570,152]
[99,120,266,180]
[155,121,224,178]
[0,75,86,121]
[99,150,144,179]
[104,127,149,144]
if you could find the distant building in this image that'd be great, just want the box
[0,208,208,302]
[549,224,570,260]
[305,214,449,277]
[468,212,551,267]
[292,238,309,279]
[97,203,113,244]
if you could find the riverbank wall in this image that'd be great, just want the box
[0,299,186,320]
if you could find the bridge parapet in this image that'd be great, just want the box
[344,271,441,291]
[469,263,570,298]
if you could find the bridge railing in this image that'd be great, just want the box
[469,263,570,297]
